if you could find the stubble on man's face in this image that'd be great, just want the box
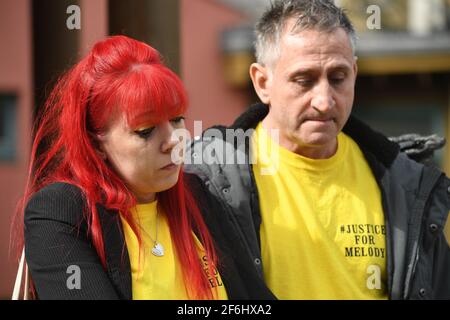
[262,22,357,159]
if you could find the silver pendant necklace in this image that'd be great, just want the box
[149,209,164,257]
[151,242,164,257]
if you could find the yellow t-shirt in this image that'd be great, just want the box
[120,201,228,300]
[252,123,388,300]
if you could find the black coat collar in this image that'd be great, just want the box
[98,205,132,300]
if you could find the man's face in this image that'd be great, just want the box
[251,20,357,158]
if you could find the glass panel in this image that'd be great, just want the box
[353,103,446,167]
[0,94,17,161]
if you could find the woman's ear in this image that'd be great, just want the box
[89,131,108,160]
[249,63,271,104]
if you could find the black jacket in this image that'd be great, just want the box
[24,176,276,299]
[184,103,450,300]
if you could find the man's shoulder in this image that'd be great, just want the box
[389,134,446,165]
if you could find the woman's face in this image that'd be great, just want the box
[98,113,186,203]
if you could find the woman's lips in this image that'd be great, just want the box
[161,163,178,170]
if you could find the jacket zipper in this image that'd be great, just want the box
[379,186,394,299]
[403,171,443,299]
[208,178,265,278]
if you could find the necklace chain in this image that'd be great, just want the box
[137,206,164,257]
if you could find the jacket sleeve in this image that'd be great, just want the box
[429,176,450,299]
[24,182,120,299]
[432,219,450,299]
[185,173,277,300]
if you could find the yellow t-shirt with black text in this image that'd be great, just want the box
[252,123,388,300]
[120,201,228,300]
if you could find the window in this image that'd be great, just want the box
[353,103,446,167]
[0,94,17,161]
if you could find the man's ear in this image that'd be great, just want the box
[249,63,271,104]
[353,56,358,78]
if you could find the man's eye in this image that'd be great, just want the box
[295,79,313,87]
[134,127,155,139]
[330,73,346,85]
[171,116,185,124]
[330,77,345,84]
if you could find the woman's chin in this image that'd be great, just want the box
[155,173,181,193]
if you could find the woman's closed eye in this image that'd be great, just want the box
[170,116,185,124]
[134,127,155,139]
[134,117,184,139]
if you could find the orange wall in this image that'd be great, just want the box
[79,0,108,57]
[181,0,250,135]
[0,0,33,298]
[0,0,108,299]
[0,0,246,298]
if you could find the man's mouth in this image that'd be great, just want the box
[305,117,335,123]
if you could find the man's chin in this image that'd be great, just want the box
[297,131,337,146]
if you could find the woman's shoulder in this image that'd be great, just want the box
[28,182,85,206]
[25,182,86,225]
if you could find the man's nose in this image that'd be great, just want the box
[311,80,335,113]
[160,122,179,153]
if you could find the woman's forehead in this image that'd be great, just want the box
[125,108,183,128]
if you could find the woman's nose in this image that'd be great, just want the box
[160,122,179,153]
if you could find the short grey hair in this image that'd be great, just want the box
[255,0,357,66]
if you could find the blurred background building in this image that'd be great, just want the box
[0,0,449,298]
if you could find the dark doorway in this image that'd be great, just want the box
[32,0,80,118]
[109,0,180,74]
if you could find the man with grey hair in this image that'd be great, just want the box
[185,0,450,299]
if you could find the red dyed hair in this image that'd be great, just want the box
[12,35,217,299]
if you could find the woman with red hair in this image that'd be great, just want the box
[12,35,274,300]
